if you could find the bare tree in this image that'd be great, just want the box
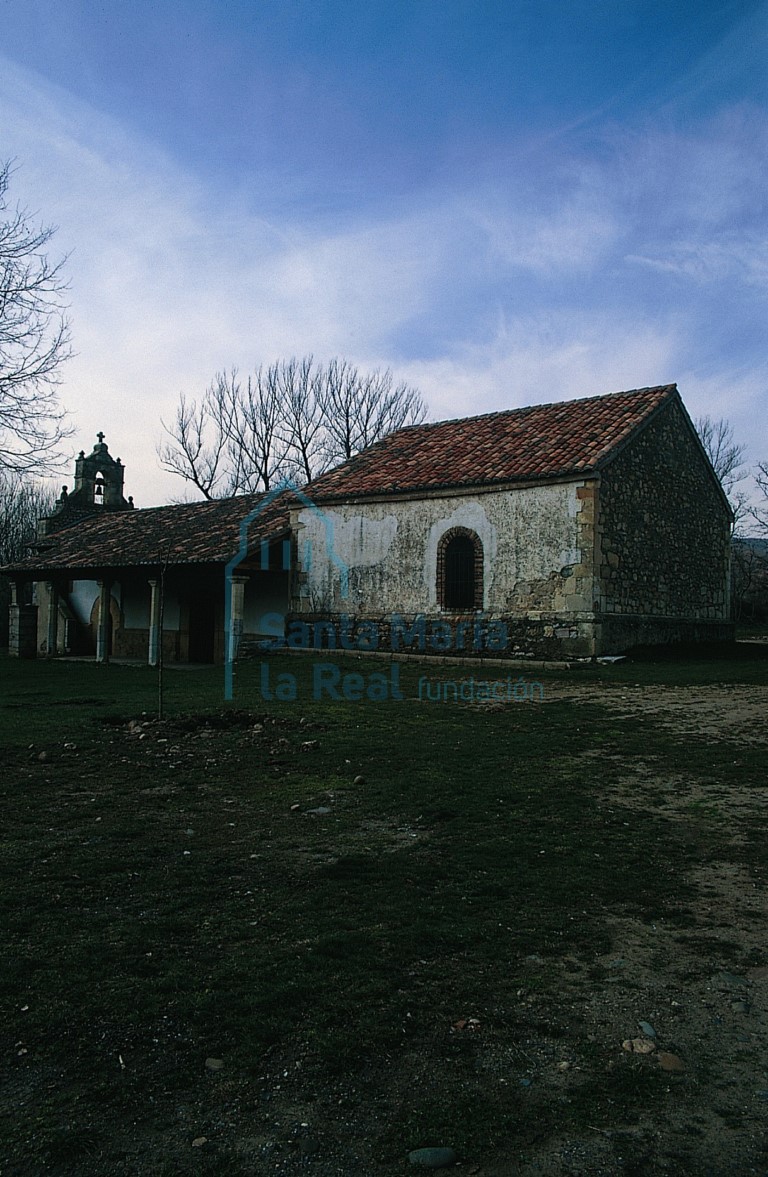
[754,461,768,534]
[276,355,326,483]
[157,393,228,500]
[695,415,749,531]
[731,537,768,622]
[317,358,360,465]
[159,357,427,498]
[0,471,55,565]
[695,416,747,487]
[0,161,73,474]
[319,360,427,464]
[216,365,288,493]
[0,472,56,646]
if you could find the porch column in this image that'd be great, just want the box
[46,581,59,657]
[96,578,112,664]
[148,578,160,666]
[228,574,249,663]
[8,580,38,659]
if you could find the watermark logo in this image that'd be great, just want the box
[259,660,405,702]
[224,482,544,704]
[224,478,350,701]
[254,612,509,655]
[416,674,544,703]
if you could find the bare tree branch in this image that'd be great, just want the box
[695,415,747,489]
[0,471,56,565]
[160,357,428,497]
[731,535,768,622]
[318,359,426,465]
[277,355,328,483]
[158,394,220,500]
[695,415,750,532]
[751,460,768,535]
[756,461,768,496]
[219,365,289,493]
[0,161,73,474]
[318,358,359,463]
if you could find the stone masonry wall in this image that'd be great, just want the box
[597,397,733,640]
[279,611,597,660]
[288,480,600,658]
[8,604,38,658]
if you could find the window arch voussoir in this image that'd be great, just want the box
[436,526,484,610]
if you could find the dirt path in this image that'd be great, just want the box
[542,680,768,745]
[269,678,768,1175]
[480,678,768,1175]
[299,678,768,1175]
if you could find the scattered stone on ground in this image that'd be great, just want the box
[622,1037,656,1054]
[657,1051,686,1073]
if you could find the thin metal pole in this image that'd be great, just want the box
[157,542,171,720]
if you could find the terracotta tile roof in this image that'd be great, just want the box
[6,385,678,575]
[6,492,289,574]
[306,385,678,501]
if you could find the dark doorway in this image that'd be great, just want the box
[188,591,217,662]
[444,534,477,610]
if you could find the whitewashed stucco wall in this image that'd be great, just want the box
[69,580,100,625]
[69,578,183,629]
[294,481,586,614]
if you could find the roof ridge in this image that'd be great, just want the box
[303,383,680,501]
[391,383,677,435]
[101,490,267,517]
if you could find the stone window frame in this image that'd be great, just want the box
[436,526,484,611]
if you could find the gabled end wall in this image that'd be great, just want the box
[593,395,734,652]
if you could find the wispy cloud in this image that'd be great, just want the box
[398,310,681,420]
[0,50,766,505]
[460,177,620,277]
[627,236,768,286]
[0,57,451,500]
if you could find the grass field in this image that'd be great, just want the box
[1,649,767,1175]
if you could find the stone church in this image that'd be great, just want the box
[4,384,734,662]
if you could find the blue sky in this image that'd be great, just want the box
[1,0,766,504]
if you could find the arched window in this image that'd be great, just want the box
[437,528,483,611]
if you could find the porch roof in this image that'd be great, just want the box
[5,492,290,575]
